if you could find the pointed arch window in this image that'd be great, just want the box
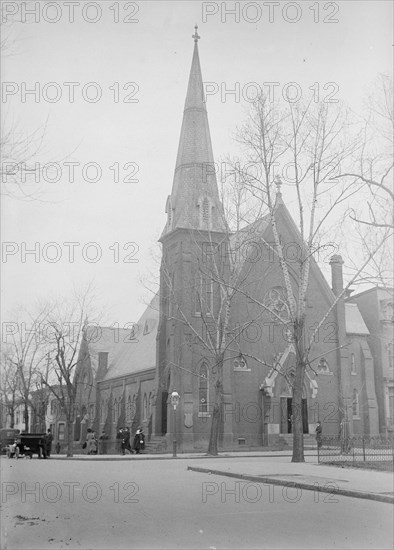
[351,353,356,375]
[352,389,360,418]
[195,272,213,315]
[198,196,212,229]
[143,393,148,421]
[126,395,132,422]
[387,342,393,370]
[166,196,174,231]
[199,363,209,414]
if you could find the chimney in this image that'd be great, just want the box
[329,254,344,296]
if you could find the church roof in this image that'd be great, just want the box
[85,295,159,382]
[161,29,226,237]
[345,302,370,335]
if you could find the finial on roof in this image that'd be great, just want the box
[192,24,200,43]
[275,175,282,196]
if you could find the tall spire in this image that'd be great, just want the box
[162,28,226,237]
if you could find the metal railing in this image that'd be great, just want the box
[317,435,394,471]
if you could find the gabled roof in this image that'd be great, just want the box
[345,303,370,335]
[85,295,159,382]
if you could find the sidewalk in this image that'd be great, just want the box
[186,456,394,505]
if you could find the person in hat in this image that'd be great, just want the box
[133,427,145,454]
[99,430,108,455]
[46,428,53,457]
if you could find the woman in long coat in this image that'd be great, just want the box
[133,427,145,454]
[86,429,97,455]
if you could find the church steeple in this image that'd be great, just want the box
[162,27,226,237]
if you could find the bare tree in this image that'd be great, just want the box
[338,74,393,288]
[0,351,20,428]
[232,94,390,462]
[1,307,49,431]
[39,286,98,457]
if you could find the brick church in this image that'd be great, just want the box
[71,32,392,452]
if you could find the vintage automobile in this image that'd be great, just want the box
[16,433,47,458]
[0,428,20,454]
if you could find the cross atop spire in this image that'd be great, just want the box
[192,24,200,43]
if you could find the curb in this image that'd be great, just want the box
[187,466,394,505]
[20,452,316,461]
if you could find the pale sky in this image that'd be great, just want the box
[1,0,392,325]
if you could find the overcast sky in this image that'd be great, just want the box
[1,0,392,326]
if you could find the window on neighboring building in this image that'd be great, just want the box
[100,400,105,423]
[351,353,356,375]
[98,352,108,372]
[89,403,95,420]
[387,343,393,371]
[199,363,209,414]
[50,399,57,416]
[389,387,394,427]
[352,389,360,418]
[58,423,65,441]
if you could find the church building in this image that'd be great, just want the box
[72,30,384,452]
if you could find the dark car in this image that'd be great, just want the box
[17,433,47,458]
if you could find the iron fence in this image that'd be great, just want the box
[317,435,394,471]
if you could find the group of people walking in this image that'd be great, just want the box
[83,427,145,455]
[117,426,145,455]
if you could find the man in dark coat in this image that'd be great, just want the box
[116,428,124,455]
[39,433,47,459]
[99,430,108,454]
[46,428,53,457]
[123,427,132,454]
[315,421,322,449]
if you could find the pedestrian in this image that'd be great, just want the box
[46,428,53,457]
[86,428,97,455]
[99,430,108,455]
[133,426,145,454]
[116,427,124,455]
[122,427,132,455]
[315,421,322,449]
[55,441,61,454]
[39,433,47,459]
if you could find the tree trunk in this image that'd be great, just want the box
[24,401,29,432]
[292,321,306,463]
[207,356,224,456]
[66,413,74,457]
[291,364,305,462]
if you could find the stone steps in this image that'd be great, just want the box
[144,436,167,454]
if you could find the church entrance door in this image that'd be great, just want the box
[280,398,309,434]
[161,391,168,435]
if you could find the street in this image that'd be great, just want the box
[1,456,393,549]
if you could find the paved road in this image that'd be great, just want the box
[1,457,393,549]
